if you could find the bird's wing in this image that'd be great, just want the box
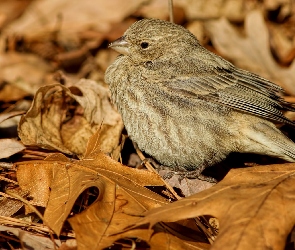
[163,67,295,126]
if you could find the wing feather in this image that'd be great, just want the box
[164,67,295,126]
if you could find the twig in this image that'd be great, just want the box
[0,162,15,169]
[0,176,18,185]
[132,142,181,200]
[5,190,58,250]
[168,0,174,23]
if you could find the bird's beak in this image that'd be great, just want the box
[108,36,130,55]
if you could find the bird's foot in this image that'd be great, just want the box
[141,159,217,183]
[163,166,217,183]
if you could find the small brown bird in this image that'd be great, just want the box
[105,19,295,181]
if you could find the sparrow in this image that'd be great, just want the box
[105,18,295,181]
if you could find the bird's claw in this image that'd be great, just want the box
[142,159,217,183]
[164,167,217,183]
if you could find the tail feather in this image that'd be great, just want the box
[272,139,295,162]
[243,121,295,162]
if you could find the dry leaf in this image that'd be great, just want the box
[264,0,294,21]
[128,164,295,250]
[160,170,214,197]
[18,79,123,157]
[0,195,24,217]
[176,0,249,22]
[0,0,32,30]
[17,162,53,207]
[16,131,210,249]
[0,53,53,98]
[2,0,147,41]
[1,0,149,70]
[0,225,61,250]
[0,111,25,124]
[135,0,185,23]
[269,23,295,65]
[0,139,25,159]
[186,21,208,46]
[16,132,169,249]
[205,10,295,95]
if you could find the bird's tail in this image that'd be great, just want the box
[243,122,295,162]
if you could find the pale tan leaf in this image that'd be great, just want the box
[0,111,25,124]
[159,169,214,197]
[0,139,25,159]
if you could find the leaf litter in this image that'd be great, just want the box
[0,0,294,249]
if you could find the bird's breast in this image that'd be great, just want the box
[106,57,239,169]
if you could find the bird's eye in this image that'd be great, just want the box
[140,42,149,49]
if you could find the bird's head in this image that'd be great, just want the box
[108,19,199,64]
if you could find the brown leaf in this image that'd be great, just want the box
[0,53,53,99]
[135,0,185,24]
[3,0,147,41]
[186,21,208,46]
[264,0,294,21]
[18,79,123,157]
[269,23,295,66]
[205,10,295,95]
[16,132,166,237]
[176,0,248,22]
[0,189,25,217]
[128,164,295,250]
[16,130,210,249]
[0,0,32,30]
[17,161,54,207]
[159,169,214,197]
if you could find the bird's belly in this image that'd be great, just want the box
[121,100,233,170]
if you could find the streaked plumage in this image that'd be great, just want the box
[105,19,295,181]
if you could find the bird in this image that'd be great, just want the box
[105,18,295,182]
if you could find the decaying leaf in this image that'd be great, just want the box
[16,131,210,250]
[0,189,25,217]
[205,10,295,95]
[18,79,123,157]
[0,225,61,250]
[2,1,295,249]
[160,170,214,197]
[127,164,295,250]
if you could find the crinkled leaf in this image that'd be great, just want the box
[18,79,123,157]
[128,164,295,250]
